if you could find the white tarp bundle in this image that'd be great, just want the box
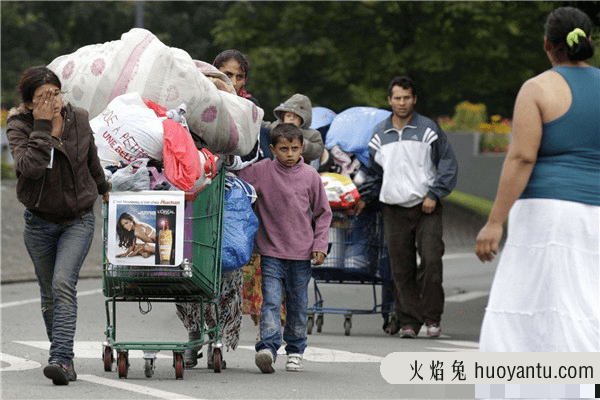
[48,28,263,155]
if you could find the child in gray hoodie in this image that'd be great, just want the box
[264,93,324,164]
[228,94,324,170]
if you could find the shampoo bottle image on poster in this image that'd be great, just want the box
[158,219,173,265]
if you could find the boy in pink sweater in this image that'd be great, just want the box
[236,123,332,373]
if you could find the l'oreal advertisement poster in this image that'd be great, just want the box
[107,191,185,266]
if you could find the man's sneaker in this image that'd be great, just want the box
[285,354,304,372]
[255,349,275,373]
[426,323,441,337]
[43,362,70,385]
[67,361,77,381]
[400,327,417,338]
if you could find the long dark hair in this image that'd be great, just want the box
[116,212,137,248]
[17,65,62,105]
[212,49,253,98]
[545,7,594,62]
[213,49,250,78]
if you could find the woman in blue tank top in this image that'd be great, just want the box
[476,7,599,352]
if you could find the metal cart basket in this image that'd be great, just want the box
[102,169,225,379]
[308,207,394,336]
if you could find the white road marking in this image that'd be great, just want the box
[0,353,41,372]
[238,345,383,363]
[14,341,172,359]
[16,341,384,363]
[425,339,480,352]
[78,374,204,400]
[445,290,489,302]
[434,340,479,348]
[443,252,477,260]
[424,347,479,352]
[0,288,102,309]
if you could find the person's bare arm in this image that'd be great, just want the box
[475,78,544,262]
[135,225,155,243]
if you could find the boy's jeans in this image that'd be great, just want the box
[255,256,311,362]
[23,209,95,366]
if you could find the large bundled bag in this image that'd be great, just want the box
[325,107,391,166]
[47,28,263,155]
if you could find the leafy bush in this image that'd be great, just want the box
[451,101,487,131]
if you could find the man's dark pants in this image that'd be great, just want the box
[383,202,445,333]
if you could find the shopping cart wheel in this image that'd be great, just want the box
[174,352,184,380]
[144,358,155,378]
[212,347,222,373]
[344,316,352,336]
[306,314,314,335]
[103,345,113,372]
[117,351,129,379]
[316,314,324,333]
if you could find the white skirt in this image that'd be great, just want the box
[480,198,599,352]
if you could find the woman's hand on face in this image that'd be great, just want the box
[32,88,57,121]
[50,109,64,139]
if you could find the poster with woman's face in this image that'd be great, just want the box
[107,191,185,266]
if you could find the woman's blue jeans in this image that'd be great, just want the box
[255,256,311,361]
[23,209,95,365]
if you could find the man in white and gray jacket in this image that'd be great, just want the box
[355,76,458,339]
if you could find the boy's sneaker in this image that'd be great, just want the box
[400,327,417,338]
[43,362,70,385]
[255,349,275,374]
[426,323,441,337]
[285,354,304,372]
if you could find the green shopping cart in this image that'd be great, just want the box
[102,169,225,380]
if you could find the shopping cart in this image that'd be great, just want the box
[102,169,225,380]
[308,206,394,336]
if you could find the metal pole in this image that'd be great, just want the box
[135,1,145,28]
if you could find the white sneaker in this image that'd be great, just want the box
[255,349,275,373]
[285,354,304,372]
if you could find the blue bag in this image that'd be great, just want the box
[221,177,259,273]
[325,107,391,166]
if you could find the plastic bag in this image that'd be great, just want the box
[89,92,164,168]
[221,182,259,273]
[109,158,151,191]
[320,172,361,210]
[325,107,391,166]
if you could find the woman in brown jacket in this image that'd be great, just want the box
[6,66,110,385]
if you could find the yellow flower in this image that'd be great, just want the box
[478,123,492,132]
[491,115,501,123]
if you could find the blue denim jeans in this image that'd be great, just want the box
[255,256,311,361]
[23,209,95,366]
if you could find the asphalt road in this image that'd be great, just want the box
[1,179,499,399]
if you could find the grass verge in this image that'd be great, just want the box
[445,190,494,217]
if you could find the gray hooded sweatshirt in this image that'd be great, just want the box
[264,93,325,163]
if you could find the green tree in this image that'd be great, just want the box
[1,1,229,109]
[212,1,598,118]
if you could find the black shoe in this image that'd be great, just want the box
[184,349,202,368]
[67,361,77,381]
[43,362,69,385]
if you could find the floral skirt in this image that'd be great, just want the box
[175,268,243,351]
[242,253,286,326]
